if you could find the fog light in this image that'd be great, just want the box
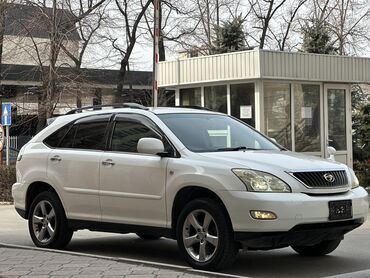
[250,210,277,220]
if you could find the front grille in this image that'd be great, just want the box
[292,170,348,188]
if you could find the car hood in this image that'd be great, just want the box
[197,150,347,172]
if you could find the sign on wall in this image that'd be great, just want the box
[240,105,252,119]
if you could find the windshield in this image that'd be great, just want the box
[158,113,281,152]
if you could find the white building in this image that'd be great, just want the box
[2,3,79,66]
[158,49,370,167]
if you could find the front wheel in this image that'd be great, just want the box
[291,239,342,256]
[28,191,73,249]
[176,198,238,270]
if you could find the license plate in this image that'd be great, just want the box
[328,200,352,220]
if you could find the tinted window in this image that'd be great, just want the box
[73,122,108,150]
[111,121,160,153]
[59,125,78,148]
[44,124,71,147]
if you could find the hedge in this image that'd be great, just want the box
[0,166,16,203]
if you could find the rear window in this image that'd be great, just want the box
[44,124,71,148]
[45,114,111,150]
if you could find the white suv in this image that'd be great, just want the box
[12,104,369,270]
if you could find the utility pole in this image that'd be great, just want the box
[153,0,160,108]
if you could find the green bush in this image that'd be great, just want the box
[354,161,370,189]
[0,166,16,203]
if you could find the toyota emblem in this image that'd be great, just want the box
[324,173,335,183]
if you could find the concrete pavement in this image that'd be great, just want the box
[0,246,216,278]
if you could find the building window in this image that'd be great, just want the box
[179,88,201,106]
[230,83,255,127]
[294,84,321,152]
[264,83,292,150]
[328,89,346,150]
[204,85,227,113]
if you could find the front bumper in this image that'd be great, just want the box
[219,187,369,232]
[235,218,364,249]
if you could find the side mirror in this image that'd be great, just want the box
[137,138,165,155]
[327,146,336,161]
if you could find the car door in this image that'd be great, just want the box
[47,114,111,221]
[99,114,170,227]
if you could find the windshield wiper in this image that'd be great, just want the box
[216,146,258,151]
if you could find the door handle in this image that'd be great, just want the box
[50,155,62,162]
[102,159,115,166]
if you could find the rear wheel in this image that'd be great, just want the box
[291,239,341,256]
[136,233,161,240]
[176,198,238,270]
[28,191,73,249]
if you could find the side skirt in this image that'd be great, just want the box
[67,219,174,239]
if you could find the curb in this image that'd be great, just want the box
[0,242,249,278]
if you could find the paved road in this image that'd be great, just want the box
[1,205,370,278]
[0,247,211,278]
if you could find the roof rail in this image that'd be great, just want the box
[65,103,149,115]
[176,105,212,111]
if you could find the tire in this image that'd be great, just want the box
[28,191,73,249]
[176,198,238,270]
[291,239,342,256]
[136,233,161,240]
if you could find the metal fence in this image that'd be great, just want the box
[9,136,33,150]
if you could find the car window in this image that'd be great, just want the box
[59,125,78,148]
[73,122,108,150]
[159,113,280,152]
[111,120,160,153]
[44,124,71,147]
[58,114,111,150]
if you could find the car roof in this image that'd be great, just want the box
[49,107,220,126]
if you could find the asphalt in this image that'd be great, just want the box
[1,205,370,278]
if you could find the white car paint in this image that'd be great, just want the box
[12,107,369,235]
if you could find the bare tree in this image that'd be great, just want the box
[113,0,152,100]
[271,0,308,51]
[60,0,109,107]
[12,0,107,130]
[248,0,288,49]
[328,0,369,55]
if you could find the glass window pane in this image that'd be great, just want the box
[179,88,201,106]
[111,121,160,153]
[73,122,108,150]
[159,113,280,152]
[60,125,78,148]
[328,89,346,150]
[264,83,292,150]
[44,124,71,147]
[204,85,227,113]
[294,84,321,152]
[230,83,255,127]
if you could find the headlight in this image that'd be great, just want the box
[232,169,291,192]
[348,167,359,189]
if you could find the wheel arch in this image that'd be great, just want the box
[25,181,64,219]
[171,186,233,238]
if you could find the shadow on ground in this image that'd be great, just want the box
[65,234,370,278]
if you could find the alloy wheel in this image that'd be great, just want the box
[182,209,219,262]
[32,200,56,243]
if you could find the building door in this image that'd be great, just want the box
[324,84,352,167]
